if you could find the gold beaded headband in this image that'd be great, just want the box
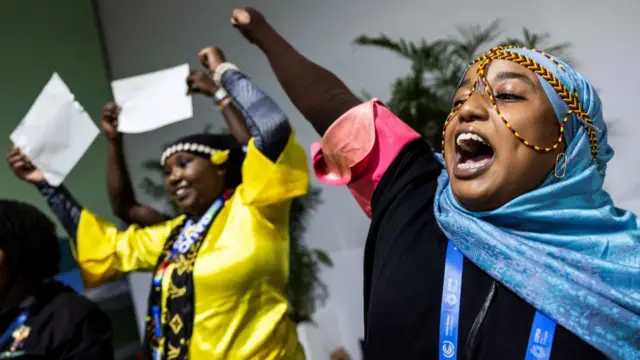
[442,46,599,165]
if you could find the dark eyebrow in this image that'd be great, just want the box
[493,71,537,89]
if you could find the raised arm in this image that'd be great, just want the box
[6,147,180,288]
[187,52,310,210]
[231,8,424,217]
[230,8,361,136]
[186,68,251,142]
[204,46,293,161]
[187,47,291,162]
[100,102,169,226]
[6,146,81,239]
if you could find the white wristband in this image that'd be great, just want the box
[213,87,229,103]
[213,62,240,87]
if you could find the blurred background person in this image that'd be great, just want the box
[0,197,113,359]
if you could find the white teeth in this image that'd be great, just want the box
[456,132,486,148]
[175,182,190,197]
[456,157,492,171]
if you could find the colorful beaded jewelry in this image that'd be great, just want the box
[442,46,599,165]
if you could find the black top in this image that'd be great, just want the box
[0,281,113,360]
[363,140,605,360]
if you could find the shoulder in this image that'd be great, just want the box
[41,286,114,360]
[371,139,443,218]
[41,284,110,326]
[240,131,309,207]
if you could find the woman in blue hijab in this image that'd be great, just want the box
[231,8,639,360]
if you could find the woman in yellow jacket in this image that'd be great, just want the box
[8,47,309,360]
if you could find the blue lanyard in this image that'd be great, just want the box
[169,194,228,258]
[151,192,229,359]
[0,310,29,351]
[439,241,557,359]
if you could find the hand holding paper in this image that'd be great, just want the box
[6,146,45,184]
[111,64,193,133]
[10,73,99,186]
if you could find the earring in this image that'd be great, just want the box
[554,153,567,179]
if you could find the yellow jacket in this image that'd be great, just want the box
[74,133,309,359]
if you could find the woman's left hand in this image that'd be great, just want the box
[186,69,218,96]
[198,47,226,73]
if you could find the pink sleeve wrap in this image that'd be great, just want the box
[310,99,421,217]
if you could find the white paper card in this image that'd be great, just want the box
[297,306,343,356]
[10,73,99,186]
[111,64,193,133]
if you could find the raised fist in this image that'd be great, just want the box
[231,8,267,44]
[100,102,121,140]
[186,69,217,97]
[6,146,44,184]
[198,47,226,73]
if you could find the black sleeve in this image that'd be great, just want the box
[59,306,114,360]
[371,140,443,218]
[221,69,291,161]
[36,182,82,241]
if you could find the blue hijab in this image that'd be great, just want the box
[433,48,640,359]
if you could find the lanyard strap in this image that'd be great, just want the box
[524,311,557,360]
[152,192,229,291]
[151,191,230,357]
[439,241,557,360]
[0,311,29,351]
[170,193,228,257]
[439,241,464,359]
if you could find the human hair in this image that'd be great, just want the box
[0,199,61,285]
[161,133,246,189]
[211,134,245,188]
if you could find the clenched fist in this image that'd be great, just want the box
[186,69,217,97]
[231,8,268,44]
[100,102,121,140]
[198,47,226,73]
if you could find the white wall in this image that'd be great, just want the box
[97,1,640,359]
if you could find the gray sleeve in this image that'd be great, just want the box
[221,69,291,161]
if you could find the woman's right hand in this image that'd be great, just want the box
[6,146,45,184]
[100,102,121,141]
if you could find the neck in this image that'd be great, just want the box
[185,189,229,219]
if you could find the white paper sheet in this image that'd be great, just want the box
[297,306,343,357]
[10,73,99,186]
[111,64,193,133]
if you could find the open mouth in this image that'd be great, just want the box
[453,131,495,178]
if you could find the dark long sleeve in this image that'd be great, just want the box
[221,69,291,161]
[37,182,82,241]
